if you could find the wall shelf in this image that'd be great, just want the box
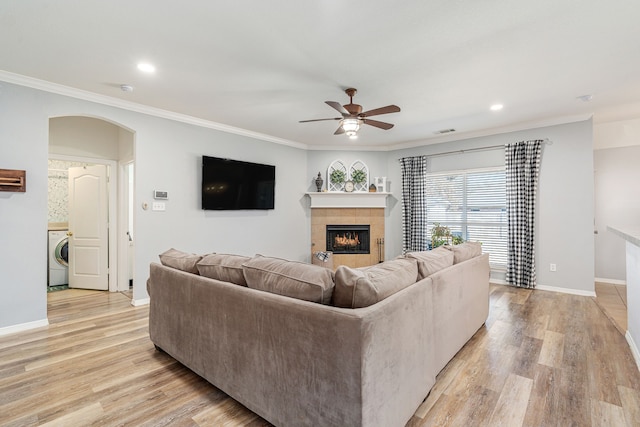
[0,169,26,192]
[306,192,389,208]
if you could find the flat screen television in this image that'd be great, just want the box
[202,156,275,210]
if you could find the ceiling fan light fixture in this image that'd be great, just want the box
[300,89,399,138]
[342,118,360,133]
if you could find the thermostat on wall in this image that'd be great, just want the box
[154,190,168,200]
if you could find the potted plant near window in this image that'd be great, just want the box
[431,223,465,248]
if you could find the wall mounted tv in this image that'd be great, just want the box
[202,156,275,210]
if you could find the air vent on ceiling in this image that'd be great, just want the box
[435,128,456,134]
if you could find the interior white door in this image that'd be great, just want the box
[68,165,109,290]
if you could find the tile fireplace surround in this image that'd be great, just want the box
[310,193,389,270]
[311,208,384,269]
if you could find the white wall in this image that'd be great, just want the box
[594,117,640,150]
[385,120,595,294]
[0,81,310,329]
[49,116,121,159]
[0,83,49,329]
[594,145,640,281]
[306,151,388,193]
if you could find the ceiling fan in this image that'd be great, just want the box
[299,88,400,139]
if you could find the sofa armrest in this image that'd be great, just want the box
[427,253,490,375]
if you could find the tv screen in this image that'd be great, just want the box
[202,156,275,210]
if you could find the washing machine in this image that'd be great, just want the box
[48,230,69,286]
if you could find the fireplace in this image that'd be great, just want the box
[326,225,370,254]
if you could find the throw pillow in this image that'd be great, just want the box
[159,248,203,274]
[242,255,335,304]
[333,257,418,308]
[197,253,251,286]
[443,242,482,264]
[406,246,454,280]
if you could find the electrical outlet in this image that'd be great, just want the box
[550,263,557,272]
[152,202,166,211]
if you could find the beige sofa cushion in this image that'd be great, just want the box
[333,258,418,308]
[406,246,454,280]
[444,242,483,264]
[242,255,335,304]
[197,253,250,286]
[159,248,202,274]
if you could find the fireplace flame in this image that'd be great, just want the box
[334,233,360,248]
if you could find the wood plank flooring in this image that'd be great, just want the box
[1,285,639,426]
[594,281,627,334]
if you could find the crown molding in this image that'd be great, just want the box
[390,114,593,152]
[0,70,307,150]
[0,70,593,153]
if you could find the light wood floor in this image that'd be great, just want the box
[594,281,628,334]
[1,285,639,426]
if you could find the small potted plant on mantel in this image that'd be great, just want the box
[350,169,367,191]
[330,169,345,191]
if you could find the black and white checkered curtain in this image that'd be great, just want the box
[505,140,542,288]
[400,156,428,253]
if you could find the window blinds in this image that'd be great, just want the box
[425,167,507,268]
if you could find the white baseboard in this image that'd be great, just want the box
[491,280,597,297]
[595,277,627,286]
[535,284,596,297]
[0,319,49,337]
[131,297,150,307]
[626,331,640,372]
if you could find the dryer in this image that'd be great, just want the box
[48,230,69,286]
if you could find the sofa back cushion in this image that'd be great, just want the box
[444,242,483,264]
[405,246,454,280]
[333,258,418,308]
[242,255,335,304]
[197,253,250,286]
[159,248,203,274]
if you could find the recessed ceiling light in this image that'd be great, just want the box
[490,104,503,111]
[577,94,593,102]
[120,84,134,92]
[137,62,156,73]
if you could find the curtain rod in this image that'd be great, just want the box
[406,138,552,159]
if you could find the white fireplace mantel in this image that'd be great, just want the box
[306,192,390,208]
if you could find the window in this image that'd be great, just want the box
[425,167,507,268]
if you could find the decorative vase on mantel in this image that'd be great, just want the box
[315,172,324,192]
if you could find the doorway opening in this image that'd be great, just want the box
[47,159,114,291]
[47,116,135,310]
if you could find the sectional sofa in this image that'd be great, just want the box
[147,243,490,427]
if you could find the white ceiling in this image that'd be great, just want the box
[2,1,640,150]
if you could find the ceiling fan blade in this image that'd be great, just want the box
[363,118,394,130]
[334,126,345,135]
[299,118,341,123]
[360,105,401,117]
[326,101,349,116]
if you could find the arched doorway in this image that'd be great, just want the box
[47,116,135,300]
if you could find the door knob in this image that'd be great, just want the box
[67,231,73,237]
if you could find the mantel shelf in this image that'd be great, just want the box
[306,192,390,208]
